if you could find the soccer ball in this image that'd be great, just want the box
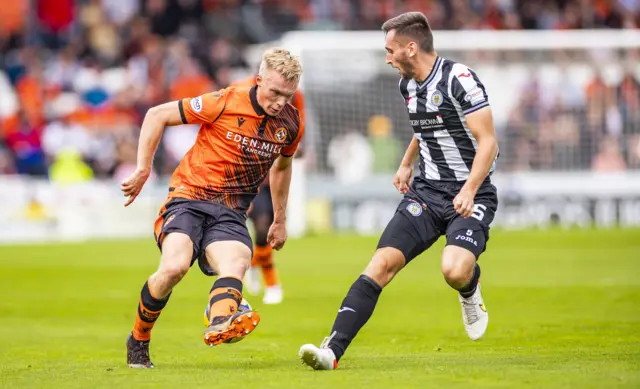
[203,298,252,327]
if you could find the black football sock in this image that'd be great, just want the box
[459,263,481,298]
[327,275,382,361]
[132,281,171,341]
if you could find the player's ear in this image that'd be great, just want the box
[407,42,417,58]
[256,74,263,86]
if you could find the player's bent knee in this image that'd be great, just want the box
[363,247,406,288]
[158,261,190,283]
[441,246,476,289]
[441,263,469,289]
[149,253,192,297]
[157,232,194,282]
[151,232,193,286]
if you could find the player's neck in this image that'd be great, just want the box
[251,85,269,116]
[412,52,438,84]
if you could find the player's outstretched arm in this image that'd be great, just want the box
[135,102,184,172]
[267,155,294,250]
[394,136,419,194]
[454,106,499,217]
[121,101,184,206]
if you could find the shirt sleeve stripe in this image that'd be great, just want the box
[178,100,187,124]
[463,101,489,115]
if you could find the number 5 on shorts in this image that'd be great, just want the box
[471,204,487,221]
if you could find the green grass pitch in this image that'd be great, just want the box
[1,229,639,388]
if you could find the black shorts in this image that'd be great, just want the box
[153,198,253,276]
[377,177,498,263]
[248,185,273,221]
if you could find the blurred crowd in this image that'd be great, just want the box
[501,67,640,172]
[1,0,639,180]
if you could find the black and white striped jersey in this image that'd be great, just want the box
[399,56,497,182]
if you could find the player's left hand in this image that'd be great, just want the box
[453,188,476,218]
[267,220,287,250]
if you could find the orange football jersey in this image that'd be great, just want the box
[230,76,306,188]
[168,86,303,212]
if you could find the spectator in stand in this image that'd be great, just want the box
[0,0,639,179]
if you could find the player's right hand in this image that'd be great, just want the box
[121,168,151,207]
[393,165,413,194]
[267,220,287,251]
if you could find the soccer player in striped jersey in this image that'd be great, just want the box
[300,12,499,370]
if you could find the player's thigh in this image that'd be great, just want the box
[158,232,195,276]
[444,188,498,261]
[377,198,444,265]
[201,208,253,277]
[203,240,252,279]
[153,200,206,273]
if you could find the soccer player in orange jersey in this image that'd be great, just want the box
[121,48,304,368]
[230,75,306,304]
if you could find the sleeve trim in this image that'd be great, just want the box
[463,102,489,115]
[178,100,187,124]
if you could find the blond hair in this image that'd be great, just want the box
[259,47,302,83]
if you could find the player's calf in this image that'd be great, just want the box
[148,232,194,297]
[205,277,243,323]
[301,248,400,367]
[441,245,488,340]
[131,281,171,343]
[300,273,383,368]
[126,233,192,368]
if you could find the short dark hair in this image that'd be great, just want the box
[381,12,434,53]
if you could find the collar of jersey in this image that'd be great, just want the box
[416,56,442,89]
[250,85,267,116]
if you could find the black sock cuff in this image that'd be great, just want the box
[141,281,170,311]
[210,277,243,293]
[328,333,347,361]
[358,274,382,295]
[459,263,481,295]
[209,291,242,306]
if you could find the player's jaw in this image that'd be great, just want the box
[386,54,412,79]
[389,62,411,79]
